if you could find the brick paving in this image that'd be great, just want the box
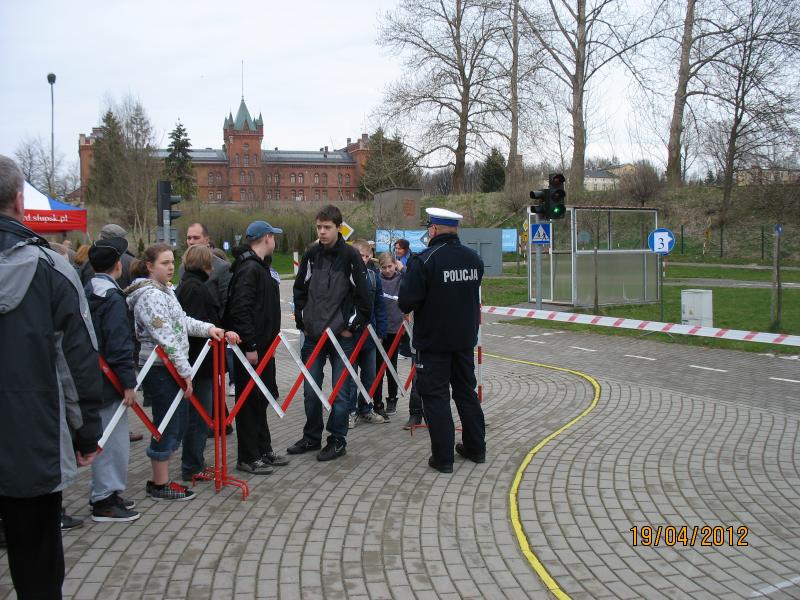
[1,288,798,599]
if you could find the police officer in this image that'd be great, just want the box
[398,208,486,473]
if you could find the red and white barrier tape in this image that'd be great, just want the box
[481,305,800,347]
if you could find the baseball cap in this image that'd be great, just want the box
[88,236,129,273]
[245,220,283,240]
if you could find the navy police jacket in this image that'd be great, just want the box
[398,232,483,352]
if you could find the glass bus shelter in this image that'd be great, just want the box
[527,206,660,307]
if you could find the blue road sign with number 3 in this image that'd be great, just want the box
[648,228,675,255]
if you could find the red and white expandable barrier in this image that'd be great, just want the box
[481,305,800,347]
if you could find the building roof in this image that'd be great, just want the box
[585,169,617,179]
[261,149,356,164]
[154,147,356,165]
[233,98,262,131]
[154,148,228,162]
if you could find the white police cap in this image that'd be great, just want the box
[425,207,463,227]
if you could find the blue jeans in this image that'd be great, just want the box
[347,342,376,416]
[144,366,187,461]
[181,375,212,476]
[301,333,355,446]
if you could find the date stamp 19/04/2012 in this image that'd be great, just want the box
[630,525,749,547]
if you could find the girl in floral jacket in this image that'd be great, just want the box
[127,243,239,501]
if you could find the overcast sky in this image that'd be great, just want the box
[0,0,642,174]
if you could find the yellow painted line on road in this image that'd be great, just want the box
[484,352,601,600]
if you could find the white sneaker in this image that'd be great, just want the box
[227,383,235,396]
[348,413,358,429]
[359,411,385,424]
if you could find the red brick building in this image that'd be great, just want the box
[79,97,369,202]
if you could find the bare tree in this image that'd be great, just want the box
[379,0,505,194]
[700,0,800,225]
[520,0,661,191]
[14,135,68,199]
[619,160,664,206]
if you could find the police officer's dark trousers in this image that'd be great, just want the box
[416,349,485,465]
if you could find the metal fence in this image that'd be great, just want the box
[664,224,798,262]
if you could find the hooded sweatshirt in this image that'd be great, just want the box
[126,277,213,379]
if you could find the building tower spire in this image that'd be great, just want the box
[241,60,244,100]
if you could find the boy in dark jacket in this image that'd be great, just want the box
[347,239,388,426]
[224,220,289,475]
[288,205,373,462]
[85,237,141,522]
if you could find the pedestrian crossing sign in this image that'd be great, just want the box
[531,223,551,245]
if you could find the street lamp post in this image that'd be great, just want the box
[47,73,56,196]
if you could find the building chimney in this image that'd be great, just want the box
[324,146,328,153]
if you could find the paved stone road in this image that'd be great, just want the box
[1,282,798,599]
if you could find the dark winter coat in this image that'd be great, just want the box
[0,214,103,498]
[224,247,281,353]
[292,235,372,340]
[85,274,137,406]
[176,269,220,378]
[398,232,484,353]
[380,270,405,334]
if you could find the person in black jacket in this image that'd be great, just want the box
[224,220,289,475]
[398,208,485,474]
[85,237,141,522]
[175,245,237,481]
[0,155,102,598]
[288,205,373,462]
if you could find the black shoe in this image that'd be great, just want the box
[91,495,141,523]
[262,451,289,466]
[236,459,273,475]
[455,443,486,464]
[317,441,346,462]
[287,438,322,455]
[61,508,84,531]
[386,399,398,416]
[428,456,453,473]
[90,493,136,510]
[403,414,423,430]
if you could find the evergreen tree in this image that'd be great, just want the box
[165,120,196,201]
[480,148,506,192]
[357,128,419,199]
[86,110,126,208]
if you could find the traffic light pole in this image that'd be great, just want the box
[534,212,542,310]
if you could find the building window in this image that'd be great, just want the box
[248,171,255,185]
[216,191,222,200]
[235,154,239,167]
[275,174,280,185]
[338,173,343,185]
[345,174,351,185]
[267,174,272,184]
[298,173,304,184]
[239,171,245,184]
[298,190,304,200]
[323,189,328,199]
[216,173,222,185]
[322,173,328,185]
[252,154,257,165]
[314,173,319,184]
[314,190,320,200]
[243,143,249,153]
[291,189,297,200]
[266,191,272,200]
[248,190,255,200]
[290,173,296,184]
[275,190,280,200]
[208,173,214,185]
[244,154,249,167]
[240,189,245,200]
[208,190,213,200]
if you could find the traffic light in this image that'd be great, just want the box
[156,180,182,227]
[529,173,567,220]
[547,173,566,219]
